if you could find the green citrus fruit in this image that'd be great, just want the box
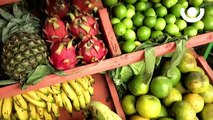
[144,8,156,17]
[177,0,189,8]
[175,19,187,31]
[123,0,137,4]
[165,24,179,36]
[188,0,203,7]
[113,4,127,20]
[122,18,133,29]
[164,14,176,24]
[137,26,151,41]
[200,84,213,103]
[144,16,157,28]
[132,12,145,27]
[192,20,204,30]
[150,0,161,3]
[162,0,178,8]
[135,2,147,12]
[183,26,198,37]
[121,94,137,115]
[129,115,149,120]
[151,31,163,38]
[155,18,166,30]
[126,8,136,18]
[159,117,175,120]
[163,87,182,107]
[111,17,120,25]
[170,4,183,17]
[178,52,197,73]
[122,41,136,53]
[201,103,213,120]
[102,0,118,7]
[123,29,136,41]
[155,6,168,17]
[113,23,126,36]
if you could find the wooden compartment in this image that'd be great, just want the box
[0,0,20,5]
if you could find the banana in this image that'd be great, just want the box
[48,86,61,94]
[77,93,86,109]
[78,82,91,105]
[51,103,60,118]
[86,75,95,84]
[0,98,3,118]
[2,97,13,120]
[38,87,49,95]
[36,107,44,119]
[76,77,89,91]
[68,80,82,96]
[53,94,63,107]
[25,91,42,101]
[14,101,28,120]
[88,86,94,96]
[22,94,46,108]
[36,90,55,103]
[13,94,28,110]
[43,109,52,120]
[110,111,122,120]
[61,82,77,101]
[28,103,37,120]
[61,90,72,113]
[46,102,52,113]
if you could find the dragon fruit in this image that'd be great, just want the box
[78,35,108,64]
[71,0,99,13]
[49,40,78,70]
[44,0,69,18]
[43,16,68,43]
[69,12,100,38]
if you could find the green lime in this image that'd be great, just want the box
[162,0,178,8]
[144,8,156,17]
[151,31,163,39]
[144,16,157,28]
[113,23,126,36]
[137,26,151,41]
[155,6,168,17]
[126,8,135,18]
[154,3,162,8]
[121,94,137,115]
[122,41,136,53]
[146,2,154,9]
[123,29,136,41]
[111,17,121,25]
[170,4,183,17]
[155,18,166,31]
[183,26,198,37]
[132,12,145,27]
[135,2,147,12]
[123,0,137,4]
[177,0,189,8]
[126,4,135,10]
[164,14,176,24]
[102,0,118,7]
[150,0,161,3]
[114,4,127,20]
[192,20,204,30]
[188,0,203,7]
[134,41,141,47]
[175,19,187,31]
[122,18,133,29]
[165,24,180,36]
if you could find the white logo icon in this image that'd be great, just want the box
[181,7,205,23]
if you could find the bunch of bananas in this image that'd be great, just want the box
[86,101,122,120]
[0,75,95,120]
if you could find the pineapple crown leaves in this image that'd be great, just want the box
[0,4,40,43]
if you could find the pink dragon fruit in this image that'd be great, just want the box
[49,40,78,70]
[44,0,69,18]
[78,35,108,64]
[69,12,100,38]
[43,16,69,43]
[71,0,99,13]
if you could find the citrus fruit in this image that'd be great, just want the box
[136,95,161,118]
[178,52,197,73]
[113,4,127,20]
[144,16,157,28]
[146,2,154,9]
[134,41,142,47]
[113,22,126,36]
[144,8,156,17]
[137,26,151,41]
[132,12,145,27]
[172,101,197,120]
[157,105,168,119]
[123,29,136,41]
[202,5,213,31]
[174,81,190,94]
[126,4,135,10]
[150,0,161,3]
[177,0,188,8]
[122,41,136,53]
[150,76,173,98]
[192,20,204,30]
[151,31,163,39]
[159,117,174,120]
[175,19,187,31]
[121,94,137,115]
[161,61,181,86]
[201,103,213,120]
[126,8,135,18]
[111,17,120,25]
[183,26,198,37]
[155,18,166,31]
[163,87,182,107]
[162,0,178,8]
[188,0,203,7]
[102,0,118,7]
[129,115,149,120]
[183,93,204,113]
[165,24,179,36]
[170,4,183,17]
[164,14,176,24]
[135,2,147,12]
[184,71,209,93]
[155,6,167,17]
[123,0,137,4]
[122,18,133,29]
[200,84,213,103]
[154,3,162,8]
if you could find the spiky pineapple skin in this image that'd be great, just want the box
[2,32,48,81]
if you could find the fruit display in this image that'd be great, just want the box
[102,0,213,53]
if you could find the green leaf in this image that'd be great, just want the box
[13,4,24,18]
[119,66,133,83]
[0,80,18,86]
[45,62,67,76]
[0,8,15,21]
[129,61,145,75]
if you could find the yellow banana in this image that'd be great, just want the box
[0,98,3,118]
[38,87,49,95]
[53,94,63,107]
[28,103,37,120]
[61,82,77,101]
[22,94,46,108]
[61,90,72,113]
[36,107,44,119]
[46,102,52,113]
[88,86,94,96]
[36,90,55,103]
[48,86,61,94]
[78,83,91,105]
[77,93,86,109]
[25,91,42,101]
[68,80,82,96]
[51,103,60,118]
[14,101,28,120]
[76,77,89,91]
[110,111,122,120]
[86,75,95,84]
[2,98,13,120]
[13,94,28,110]
[43,109,52,120]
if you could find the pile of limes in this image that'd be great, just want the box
[121,51,213,120]
[105,0,207,53]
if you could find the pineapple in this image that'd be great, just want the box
[0,4,48,82]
